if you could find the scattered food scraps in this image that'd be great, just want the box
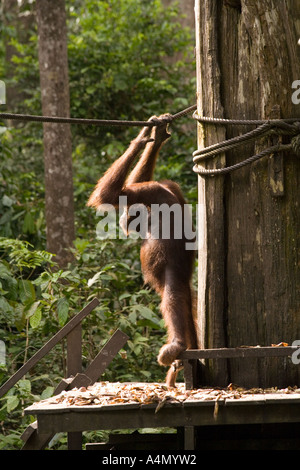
[29,382,300,411]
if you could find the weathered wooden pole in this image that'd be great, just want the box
[195,0,300,388]
[195,0,228,386]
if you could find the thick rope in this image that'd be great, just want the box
[193,111,300,126]
[193,112,300,176]
[193,144,291,176]
[1,105,299,175]
[0,104,197,128]
[193,122,272,163]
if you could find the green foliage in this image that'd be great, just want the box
[0,0,196,449]
[67,0,193,122]
[0,236,168,449]
[0,128,45,244]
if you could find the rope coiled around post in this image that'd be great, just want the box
[193,112,300,176]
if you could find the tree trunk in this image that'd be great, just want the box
[2,0,19,108]
[36,0,75,268]
[2,0,34,110]
[162,0,195,30]
[195,0,300,388]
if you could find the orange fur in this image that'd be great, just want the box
[87,116,198,387]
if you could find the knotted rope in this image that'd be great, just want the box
[193,112,300,176]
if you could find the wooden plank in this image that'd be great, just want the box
[67,322,83,450]
[25,396,300,434]
[20,420,38,443]
[183,360,196,390]
[21,377,73,442]
[21,377,77,450]
[21,426,55,451]
[180,346,298,360]
[184,426,195,450]
[67,323,82,376]
[183,359,203,389]
[67,432,82,451]
[84,329,129,383]
[21,329,128,450]
[0,298,99,398]
[62,329,129,389]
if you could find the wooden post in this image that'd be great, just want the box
[194,0,300,388]
[195,0,228,386]
[67,324,83,450]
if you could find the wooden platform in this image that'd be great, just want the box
[24,383,300,450]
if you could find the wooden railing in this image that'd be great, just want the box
[1,295,298,449]
[179,345,299,389]
[0,297,129,449]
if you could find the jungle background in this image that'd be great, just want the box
[0,0,196,449]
